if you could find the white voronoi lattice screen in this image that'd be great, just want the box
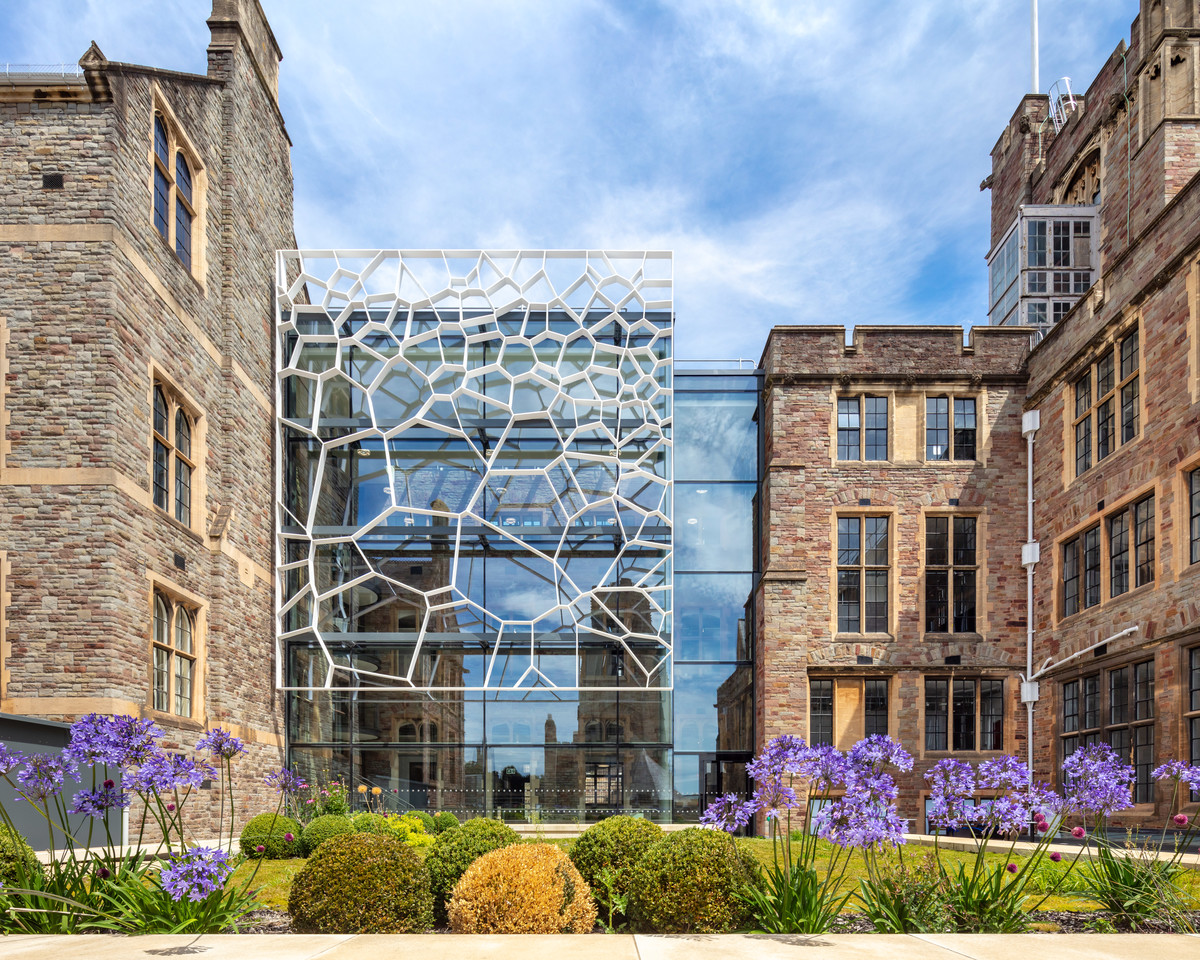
[275,250,673,692]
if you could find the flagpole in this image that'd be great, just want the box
[1031,0,1039,93]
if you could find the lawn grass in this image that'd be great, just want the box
[229,833,1199,918]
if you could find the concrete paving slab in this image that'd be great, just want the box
[318,933,642,960]
[911,933,1200,959]
[634,933,968,960]
[0,933,352,960]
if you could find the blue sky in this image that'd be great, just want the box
[3,1,1135,359]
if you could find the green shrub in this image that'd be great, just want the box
[426,817,519,922]
[238,812,303,860]
[449,843,596,933]
[352,812,389,835]
[432,811,459,834]
[0,826,42,886]
[301,813,355,856]
[627,828,759,933]
[410,810,436,835]
[288,832,433,933]
[569,815,662,926]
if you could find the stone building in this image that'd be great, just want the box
[0,0,293,835]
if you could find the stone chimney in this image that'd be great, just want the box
[207,0,283,106]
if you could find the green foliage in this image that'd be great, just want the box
[939,857,1030,933]
[425,817,520,922]
[432,811,460,834]
[300,814,355,856]
[1079,842,1191,927]
[569,815,662,927]
[741,860,854,934]
[352,812,389,835]
[288,832,434,933]
[239,812,303,860]
[288,779,349,824]
[410,810,436,835]
[627,828,760,933]
[856,852,953,933]
[0,826,42,887]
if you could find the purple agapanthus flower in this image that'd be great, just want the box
[798,743,851,790]
[747,735,808,781]
[0,743,26,775]
[66,715,164,769]
[968,792,1030,835]
[195,728,245,761]
[814,791,909,849]
[700,792,756,833]
[16,753,72,802]
[847,735,914,775]
[264,767,307,794]
[1152,760,1200,793]
[1062,742,1134,816]
[754,775,800,816]
[127,752,215,794]
[925,758,975,830]
[69,784,130,818]
[159,846,232,902]
[977,755,1032,792]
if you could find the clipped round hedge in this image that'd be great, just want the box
[238,812,303,860]
[301,813,355,856]
[288,832,433,933]
[0,826,42,886]
[569,815,662,923]
[426,817,519,922]
[410,810,436,834]
[432,811,459,834]
[627,827,760,933]
[352,812,389,835]
[449,842,596,934]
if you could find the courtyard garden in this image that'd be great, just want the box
[0,714,1197,936]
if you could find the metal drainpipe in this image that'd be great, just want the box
[1020,411,1041,776]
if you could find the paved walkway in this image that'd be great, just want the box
[0,933,1197,959]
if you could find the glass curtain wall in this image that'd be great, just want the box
[280,292,672,823]
[671,370,760,822]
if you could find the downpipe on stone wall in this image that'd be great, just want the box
[1019,411,1041,777]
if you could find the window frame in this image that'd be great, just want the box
[835,395,888,462]
[835,513,891,634]
[150,589,201,720]
[924,395,978,462]
[924,514,979,634]
[809,678,834,746]
[1187,645,1200,802]
[149,96,203,280]
[924,676,1004,753]
[1070,325,1141,479]
[151,377,201,533]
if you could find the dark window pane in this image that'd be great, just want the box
[175,153,192,205]
[1134,661,1154,720]
[864,516,888,566]
[837,398,860,460]
[1133,723,1154,803]
[153,386,169,437]
[1134,497,1155,588]
[153,439,170,510]
[1075,417,1091,476]
[953,569,976,632]
[953,517,976,565]
[154,116,169,165]
[175,459,191,526]
[1062,680,1079,733]
[1109,511,1129,597]
[1062,538,1080,617]
[1096,398,1114,460]
[952,679,976,751]
[926,517,949,566]
[1097,349,1115,396]
[1121,377,1139,442]
[925,570,949,632]
[1120,330,1139,380]
[838,517,861,566]
[953,398,976,460]
[837,571,860,633]
[1109,667,1129,725]
[926,397,949,460]
[925,679,948,751]
[175,199,192,269]
[1083,674,1100,729]
[980,680,1003,750]
[1083,527,1101,607]
[864,570,888,633]
[1192,646,1200,712]
[865,679,888,736]
[1074,373,1091,419]
[809,679,833,746]
[864,396,888,461]
[154,168,170,239]
[1191,472,1200,565]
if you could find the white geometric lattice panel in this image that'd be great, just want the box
[275,250,673,692]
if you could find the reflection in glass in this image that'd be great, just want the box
[674,392,757,481]
[674,483,755,571]
[673,663,753,752]
[675,574,752,661]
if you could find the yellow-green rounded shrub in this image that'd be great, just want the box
[287,832,434,933]
[569,815,662,924]
[449,842,596,934]
[300,813,355,856]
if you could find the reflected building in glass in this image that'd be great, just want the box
[276,251,687,821]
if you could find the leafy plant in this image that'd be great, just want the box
[300,814,355,856]
[856,851,952,933]
[626,827,760,933]
[448,842,595,934]
[432,811,460,834]
[1078,837,1191,928]
[239,812,303,859]
[425,817,520,922]
[288,832,433,933]
[569,815,661,927]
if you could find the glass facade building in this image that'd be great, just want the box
[275,251,759,822]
